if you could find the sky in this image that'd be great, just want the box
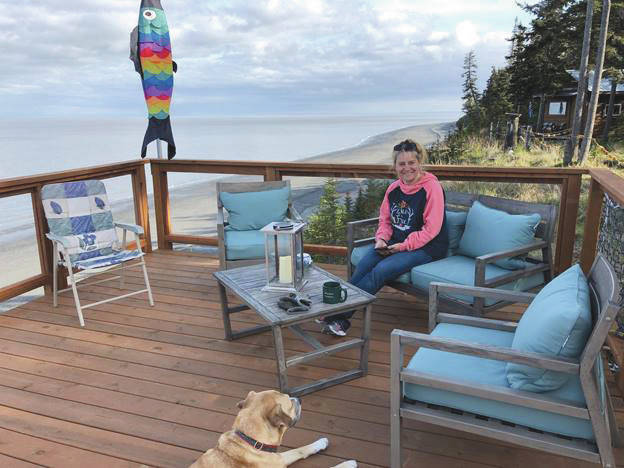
[1,0,533,118]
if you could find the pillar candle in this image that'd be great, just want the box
[279,255,293,283]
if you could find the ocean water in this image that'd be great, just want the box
[0,112,458,238]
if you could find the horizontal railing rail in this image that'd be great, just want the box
[580,168,624,273]
[150,159,588,276]
[0,160,151,302]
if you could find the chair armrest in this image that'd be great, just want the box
[114,222,144,235]
[428,281,535,331]
[346,217,380,251]
[392,329,580,374]
[475,240,548,264]
[46,233,71,249]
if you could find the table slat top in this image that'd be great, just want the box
[213,264,375,325]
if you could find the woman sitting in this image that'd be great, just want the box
[322,139,449,336]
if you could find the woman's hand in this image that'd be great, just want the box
[387,243,402,254]
[374,238,388,250]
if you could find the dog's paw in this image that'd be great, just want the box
[311,437,329,452]
[331,461,357,468]
[332,460,357,468]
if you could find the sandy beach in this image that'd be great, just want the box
[1,121,452,304]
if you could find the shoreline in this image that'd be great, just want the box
[1,120,453,293]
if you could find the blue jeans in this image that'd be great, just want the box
[328,245,433,322]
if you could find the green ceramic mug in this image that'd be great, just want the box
[323,281,348,304]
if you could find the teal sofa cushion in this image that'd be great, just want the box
[506,264,591,392]
[410,255,544,306]
[457,201,541,270]
[446,210,467,256]
[221,186,290,231]
[404,323,594,440]
[350,244,410,284]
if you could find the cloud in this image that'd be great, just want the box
[0,0,531,117]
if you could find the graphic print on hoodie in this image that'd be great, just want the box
[376,172,449,259]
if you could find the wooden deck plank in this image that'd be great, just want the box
[0,250,620,468]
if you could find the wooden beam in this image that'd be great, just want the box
[151,165,172,250]
[0,160,147,195]
[590,168,624,206]
[131,166,152,253]
[0,274,48,302]
[554,174,582,274]
[580,178,604,274]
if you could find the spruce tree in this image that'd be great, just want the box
[461,50,484,132]
[304,178,346,246]
[481,67,514,127]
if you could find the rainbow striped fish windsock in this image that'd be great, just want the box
[130,0,177,159]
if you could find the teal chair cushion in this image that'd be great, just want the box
[457,201,541,270]
[350,244,410,284]
[410,255,544,306]
[224,229,265,260]
[221,186,290,231]
[225,229,292,261]
[404,323,594,440]
[506,264,591,392]
[446,210,467,256]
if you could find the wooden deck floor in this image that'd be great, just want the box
[0,250,622,468]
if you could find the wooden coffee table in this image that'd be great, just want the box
[213,264,376,396]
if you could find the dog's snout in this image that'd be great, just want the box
[290,397,301,425]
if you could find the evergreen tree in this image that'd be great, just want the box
[460,50,484,131]
[481,67,514,127]
[304,178,347,246]
[344,191,354,222]
[353,186,368,221]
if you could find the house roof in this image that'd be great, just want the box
[567,69,624,93]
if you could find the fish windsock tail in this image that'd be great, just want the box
[141,116,176,159]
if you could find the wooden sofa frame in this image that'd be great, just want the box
[390,255,622,467]
[216,180,302,270]
[346,191,558,315]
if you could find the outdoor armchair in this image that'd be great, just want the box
[216,180,303,270]
[390,255,622,467]
[41,180,154,326]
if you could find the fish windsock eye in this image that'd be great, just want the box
[142,9,156,20]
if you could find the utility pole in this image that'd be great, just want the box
[564,0,594,165]
[579,0,611,164]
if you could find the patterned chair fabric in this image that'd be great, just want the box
[41,180,142,269]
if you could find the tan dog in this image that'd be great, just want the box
[189,390,357,468]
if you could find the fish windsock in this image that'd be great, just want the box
[130,0,177,159]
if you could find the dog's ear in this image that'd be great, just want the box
[237,390,256,409]
[268,403,293,429]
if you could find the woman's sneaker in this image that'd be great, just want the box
[321,319,350,337]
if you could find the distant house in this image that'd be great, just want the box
[539,70,624,134]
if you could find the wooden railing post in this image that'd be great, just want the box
[264,166,281,181]
[580,178,604,274]
[131,166,152,253]
[554,174,582,275]
[151,162,173,250]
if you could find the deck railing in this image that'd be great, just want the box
[2,158,622,305]
[0,160,151,301]
[150,159,587,271]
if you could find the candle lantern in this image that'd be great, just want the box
[261,221,307,292]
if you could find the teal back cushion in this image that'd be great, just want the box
[221,186,290,231]
[506,264,591,392]
[445,210,468,256]
[457,201,541,269]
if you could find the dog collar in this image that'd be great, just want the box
[235,430,279,453]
